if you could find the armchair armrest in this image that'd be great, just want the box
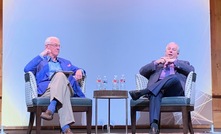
[184,71,197,104]
[25,71,38,107]
[79,76,86,94]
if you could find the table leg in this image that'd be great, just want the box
[95,98,98,134]
[108,98,110,134]
[126,98,128,134]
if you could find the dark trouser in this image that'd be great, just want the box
[148,74,184,125]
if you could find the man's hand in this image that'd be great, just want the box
[40,49,51,57]
[74,69,83,81]
[155,57,166,65]
[163,57,176,67]
[155,57,176,67]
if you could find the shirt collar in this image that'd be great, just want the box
[47,56,59,62]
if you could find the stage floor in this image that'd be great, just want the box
[3,128,221,134]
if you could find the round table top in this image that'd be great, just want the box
[93,90,128,99]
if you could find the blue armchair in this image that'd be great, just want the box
[24,71,92,134]
[130,71,196,134]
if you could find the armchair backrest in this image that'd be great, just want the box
[24,71,87,107]
[135,71,197,104]
[135,74,148,90]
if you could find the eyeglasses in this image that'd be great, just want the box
[48,44,60,47]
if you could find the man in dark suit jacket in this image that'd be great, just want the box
[129,42,194,134]
[24,36,85,134]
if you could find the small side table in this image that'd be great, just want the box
[93,90,128,134]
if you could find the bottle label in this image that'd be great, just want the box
[113,79,118,83]
[120,79,125,83]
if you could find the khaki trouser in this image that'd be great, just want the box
[42,72,75,128]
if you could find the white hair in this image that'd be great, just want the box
[44,36,60,45]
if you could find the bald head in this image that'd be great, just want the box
[165,42,180,59]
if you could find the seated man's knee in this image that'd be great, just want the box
[54,72,67,79]
[167,75,181,84]
[170,74,179,81]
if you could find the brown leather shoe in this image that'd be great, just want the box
[61,128,73,134]
[40,110,53,120]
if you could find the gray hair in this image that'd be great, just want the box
[44,36,60,45]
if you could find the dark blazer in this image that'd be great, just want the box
[139,60,195,91]
[24,55,86,97]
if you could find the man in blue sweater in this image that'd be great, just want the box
[24,36,85,134]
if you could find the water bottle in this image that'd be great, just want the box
[120,74,126,90]
[103,76,108,90]
[96,75,102,90]
[112,75,119,90]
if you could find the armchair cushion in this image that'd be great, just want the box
[32,97,92,107]
[130,97,191,107]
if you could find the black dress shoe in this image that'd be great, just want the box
[129,90,141,100]
[40,110,53,120]
[143,94,151,99]
[149,123,159,134]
